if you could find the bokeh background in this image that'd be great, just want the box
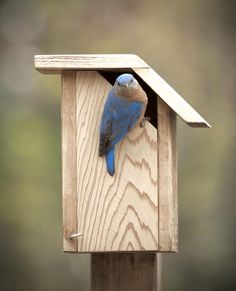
[0,0,235,290]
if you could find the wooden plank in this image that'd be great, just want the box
[157,98,178,252]
[91,253,160,291]
[61,71,78,252]
[133,68,211,128]
[34,54,149,73]
[74,71,158,252]
[35,54,210,128]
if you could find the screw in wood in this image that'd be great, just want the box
[70,233,83,239]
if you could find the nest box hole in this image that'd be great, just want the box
[99,71,157,128]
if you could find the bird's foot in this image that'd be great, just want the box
[140,116,151,128]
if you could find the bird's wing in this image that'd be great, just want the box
[99,89,143,156]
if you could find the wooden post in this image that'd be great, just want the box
[91,253,161,291]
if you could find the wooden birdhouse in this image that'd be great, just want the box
[34,54,210,254]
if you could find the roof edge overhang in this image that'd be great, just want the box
[34,54,211,128]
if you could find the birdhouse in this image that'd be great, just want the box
[34,54,210,253]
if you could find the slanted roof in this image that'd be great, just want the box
[34,54,210,128]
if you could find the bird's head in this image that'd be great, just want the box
[114,73,147,102]
[115,73,139,90]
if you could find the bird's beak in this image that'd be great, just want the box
[124,84,128,87]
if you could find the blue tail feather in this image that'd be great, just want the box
[106,147,115,176]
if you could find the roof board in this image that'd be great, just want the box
[34,54,210,128]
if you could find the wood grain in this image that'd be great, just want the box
[73,71,158,252]
[157,98,178,252]
[61,71,78,252]
[91,253,160,291]
[133,68,211,128]
[34,54,149,73]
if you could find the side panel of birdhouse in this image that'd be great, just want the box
[61,71,78,252]
[157,98,178,252]
[61,71,158,252]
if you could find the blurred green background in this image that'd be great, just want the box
[0,0,235,290]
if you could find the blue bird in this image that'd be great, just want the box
[99,73,148,176]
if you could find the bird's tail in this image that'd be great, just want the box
[106,146,115,176]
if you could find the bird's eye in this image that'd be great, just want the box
[117,82,121,86]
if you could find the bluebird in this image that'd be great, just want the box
[99,73,148,176]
